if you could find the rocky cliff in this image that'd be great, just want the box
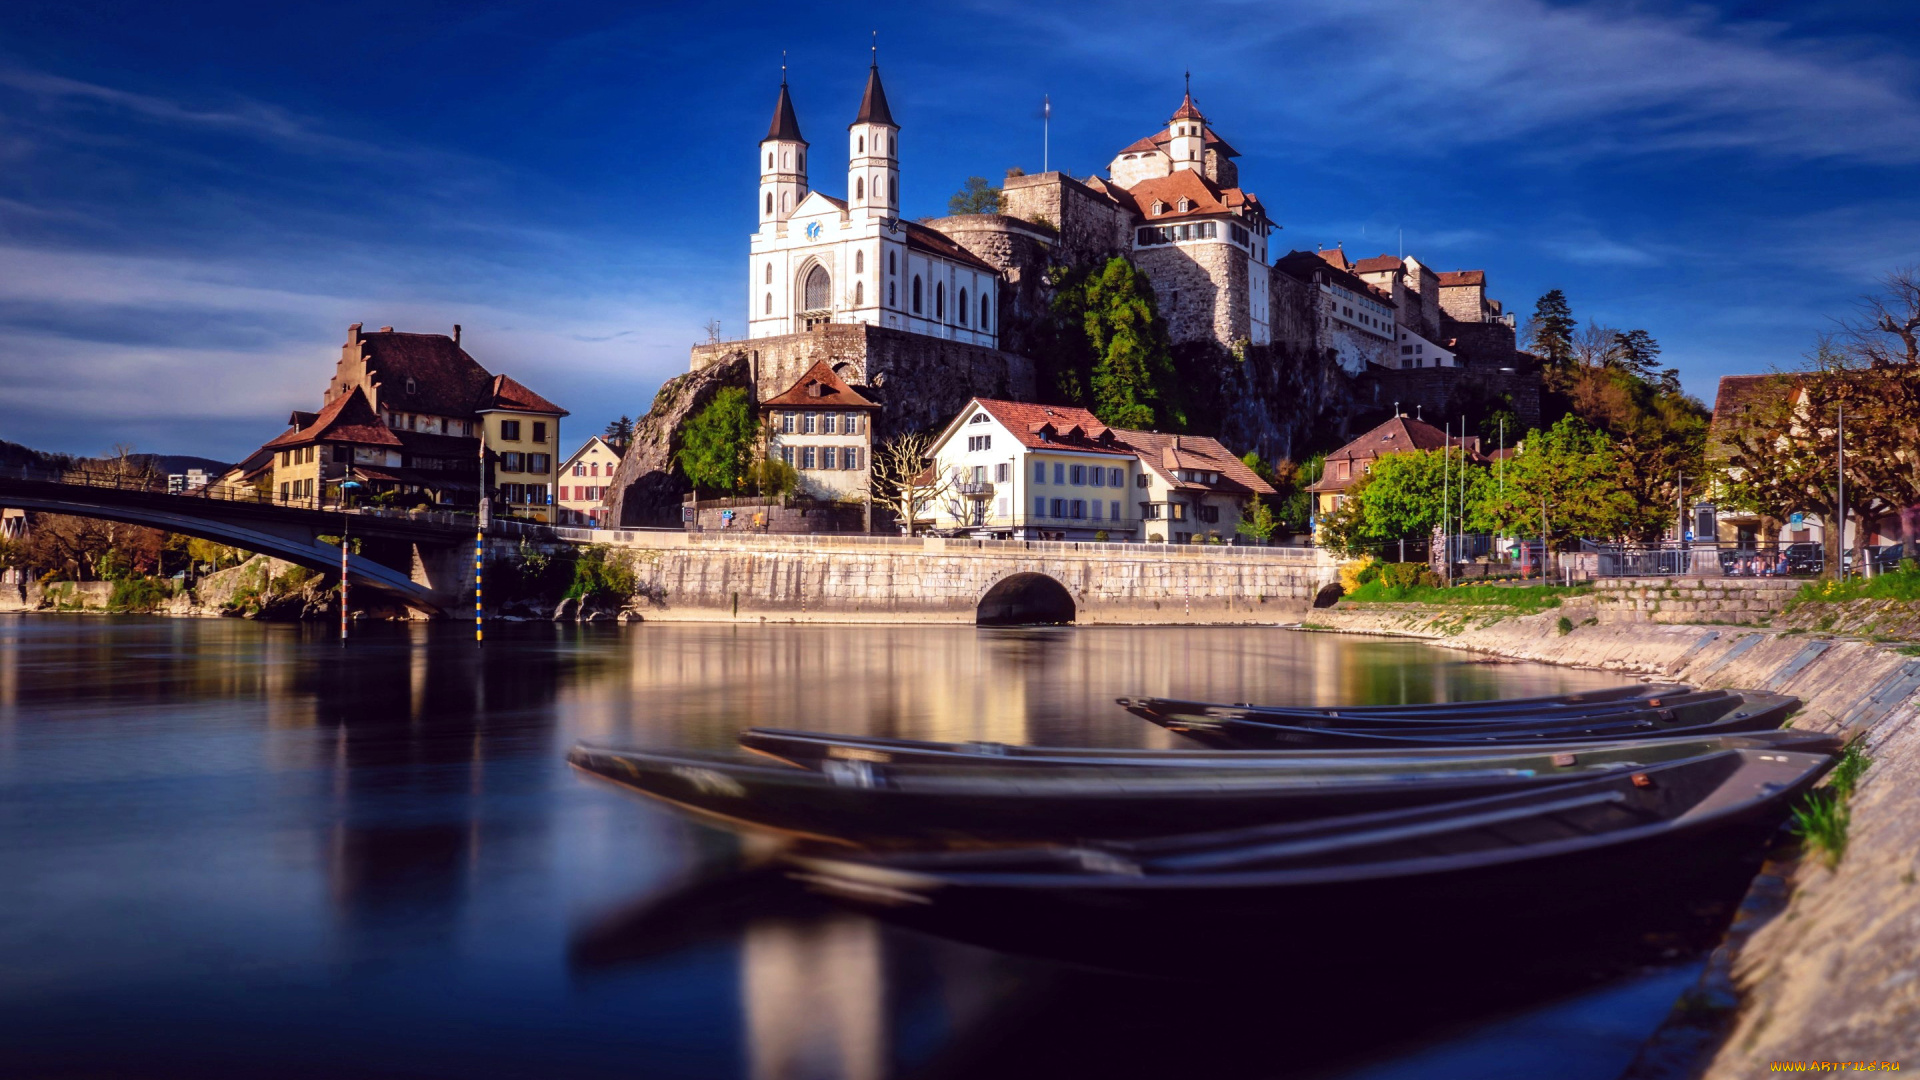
[604,350,754,527]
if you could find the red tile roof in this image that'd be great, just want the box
[265,386,402,449]
[1272,250,1396,305]
[906,220,999,274]
[1116,124,1241,159]
[484,373,568,416]
[1353,255,1404,275]
[1305,415,1481,493]
[760,360,878,409]
[1113,168,1259,224]
[1316,247,1353,272]
[963,399,1134,456]
[351,330,497,419]
[1438,270,1486,287]
[1170,92,1204,122]
[1112,428,1276,495]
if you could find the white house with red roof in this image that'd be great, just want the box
[746,59,1000,348]
[925,398,1275,542]
[558,435,624,526]
[761,361,878,501]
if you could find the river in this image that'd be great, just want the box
[0,616,1706,1078]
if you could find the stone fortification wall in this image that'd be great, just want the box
[1135,241,1248,346]
[1442,318,1521,370]
[691,323,1037,440]
[592,533,1337,624]
[1000,173,1129,267]
[1267,269,1320,357]
[921,214,1059,359]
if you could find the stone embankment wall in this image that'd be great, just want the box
[599,534,1338,624]
[1311,602,1920,1069]
[1590,577,1801,624]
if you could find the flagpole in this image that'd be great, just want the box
[1043,94,1050,174]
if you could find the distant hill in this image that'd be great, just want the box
[0,441,229,477]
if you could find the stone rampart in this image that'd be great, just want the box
[590,532,1338,624]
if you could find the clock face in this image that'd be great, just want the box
[805,221,822,240]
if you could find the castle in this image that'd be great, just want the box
[688,57,1539,453]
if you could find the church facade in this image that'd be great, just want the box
[746,63,1000,349]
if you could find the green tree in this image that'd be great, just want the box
[603,415,635,450]
[1358,449,1491,544]
[948,176,1002,215]
[1473,417,1638,548]
[1550,361,1709,539]
[1082,257,1181,429]
[1608,328,1662,378]
[1526,289,1576,368]
[1235,498,1279,543]
[745,456,799,497]
[675,387,757,494]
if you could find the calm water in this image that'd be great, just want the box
[0,616,1700,1079]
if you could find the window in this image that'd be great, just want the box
[888,282,896,306]
[911,276,922,313]
[279,481,290,501]
[1090,500,1103,520]
[798,151,804,170]
[995,463,1009,483]
[765,263,773,284]
[855,281,864,304]
[334,445,349,463]
[573,463,585,477]
[502,452,524,472]
[1089,468,1104,488]
[764,293,772,315]
[970,412,989,424]
[889,251,896,275]
[529,453,550,473]
[1070,465,1086,485]
[822,413,837,434]
[1111,501,1121,521]
[856,177,864,199]
[532,422,547,443]
[845,447,861,470]
[1136,473,1149,488]
[1143,502,1160,519]
[981,295,990,330]
[765,193,772,216]
[804,265,831,311]
[935,283,944,321]
[1069,500,1086,519]
[971,465,986,484]
[1050,498,1066,517]
[804,413,817,434]
[802,446,816,469]
[854,250,864,274]
[500,420,521,441]
[821,446,836,469]
[888,176,894,203]
[781,411,794,433]
[766,152,773,169]
[1338,460,1351,480]
[1110,468,1124,487]
[1053,463,1065,484]
[858,135,865,153]
[1034,496,1047,517]
[1033,461,1046,483]
[1171,502,1188,521]
[967,435,992,452]
[958,288,968,325]
[781,446,794,466]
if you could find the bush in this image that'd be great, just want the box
[566,546,636,603]
[1094,530,1110,542]
[1556,616,1574,635]
[1794,563,1920,605]
[745,457,800,497]
[109,575,171,612]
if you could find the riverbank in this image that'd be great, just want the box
[1310,599,1920,1070]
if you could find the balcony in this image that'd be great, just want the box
[956,481,995,497]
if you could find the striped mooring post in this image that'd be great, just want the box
[473,528,484,644]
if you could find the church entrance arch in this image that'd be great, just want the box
[800,263,832,329]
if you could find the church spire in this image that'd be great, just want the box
[766,64,805,143]
[852,36,895,128]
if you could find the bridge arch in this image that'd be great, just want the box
[976,572,1076,626]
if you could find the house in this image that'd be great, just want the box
[761,361,878,501]
[923,399,1274,541]
[558,436,624,526]
[1306,413,1480,520]
[246,323,569,521]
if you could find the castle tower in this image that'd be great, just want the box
[1168,75,1204,172]
[760,70,808,229]
[846,50,897,219]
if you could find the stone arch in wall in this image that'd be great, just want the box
[976,572,1076,626]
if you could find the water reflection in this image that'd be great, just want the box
[0,615,1671,1080]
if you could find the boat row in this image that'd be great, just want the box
[569,684,1838,970]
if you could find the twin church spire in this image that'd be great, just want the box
[759,50,898,228]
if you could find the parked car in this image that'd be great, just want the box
[1783,542,1824,574]
[1868,543,1908,573]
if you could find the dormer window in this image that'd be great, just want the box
[1152,200,1166,215]
[1177,197,1193,213]
[404,377,416,396]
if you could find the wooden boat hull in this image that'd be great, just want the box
[787,749,1831,974]
[1120,689,1739,729]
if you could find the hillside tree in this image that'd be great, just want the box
[674,388,757,494]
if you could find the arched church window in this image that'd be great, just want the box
[888,176,896,204]
[911,276,922,313]
[935,282,944,321]
[854,250,864,273]
[804,265,832,311]
[855,281,864,304]
[858,136,865,153]
[958,287,968,325]
[764,293,772,314]
[782,191,792,212]
[798,151,805,170]
[764,263,773,284]
[981,294,991,330]
[888,251,896,275]
[765,193,773,216]
[856,177,864,200]
[783,151,791,168]
[889,281,896,306]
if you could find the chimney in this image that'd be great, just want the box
[378,326,394,333]
[347,322,362,346]
[452,324,462,345]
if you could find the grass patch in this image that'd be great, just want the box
[1894,644,1920,657]
[1793,563,1920,605]
[1792,738,1873,869]
[1556,616,1574,635]
[1341,581,1592,613]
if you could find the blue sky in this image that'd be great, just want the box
[2,0,1917,461]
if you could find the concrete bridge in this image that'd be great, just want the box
[577,529,1343,624]
[0,469,487,615]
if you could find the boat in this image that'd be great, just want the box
[1127,691,1799,749]
[1131,682,1691,719]
[737,725,1839,771]
[784,747,1834,973]
[568,728,1809,846]
[1116,688,1738,728]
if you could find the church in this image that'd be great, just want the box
[747,58,1001,349]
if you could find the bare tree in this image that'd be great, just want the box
[1571,321,1618,369]
[704,319,724,345]
[869,431,955,536]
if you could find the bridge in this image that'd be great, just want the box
[573,529,1343,625]
[0,468,512,615]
